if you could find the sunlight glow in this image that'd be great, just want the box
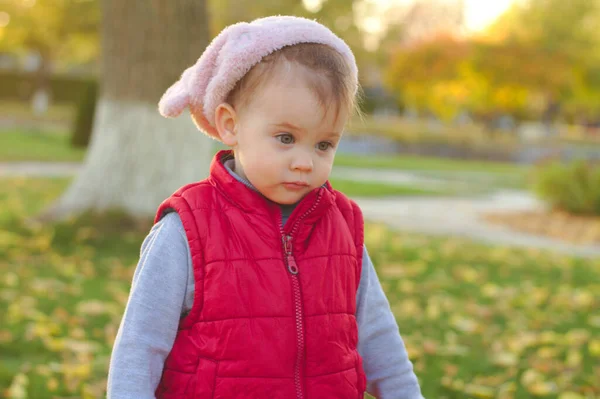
[463,0,515,32]
[303,0,323,14]
[372,0,516,32]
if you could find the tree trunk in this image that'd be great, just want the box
[45,0,213,220]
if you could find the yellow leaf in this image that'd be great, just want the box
[379,264,405,278]
[572,290,594,308]
[558,393,585,399]
[62,362,91,379]
[7,372,28,399]
[566,349,582,367]
[76,300,115,316]
[537,346,560,359]
[588,315,600,327]
[450,315,478,333]
[497,381,516,399]
[451,378,465,391]
[588,339,600,357]
[43,337,65,352]
[47,377,59,391]
[65,339,101,354]
[404,341,423,360]
[528,381,558,396]
[35,365,51,377]
[481,283,500,298]
[441,376,452,387]
[521,369,542,386]
[426,301,441,319]
[539,331,560,344]
[464,384,495,398]
[393,299,420,317]
[399,280,416,294]
[4,272,18,287]
[565,329,590,346]
[70,327,86,339]
[459,267,479,283]
[492,352,518,367]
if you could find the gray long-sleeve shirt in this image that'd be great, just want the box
[107,164,423,398]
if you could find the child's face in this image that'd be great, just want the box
[218,64,348,205]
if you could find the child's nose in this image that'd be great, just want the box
[291,152,313,172]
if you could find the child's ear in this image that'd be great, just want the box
[214,103,238,147]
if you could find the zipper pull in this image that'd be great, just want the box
[283,235,292,255]
[282,235,290,255]
[287,254,299,275]
[283,235,299,275]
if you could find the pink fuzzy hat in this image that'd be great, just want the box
[158,15,358,140]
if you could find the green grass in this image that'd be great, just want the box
[0,130,86,162]
[334,152,527,175]
[1,177,598,398]
[2,127,524,177]
[366,226,600,398]
[0,177,151,398]
[0,127,527,190]
[0,101,75,123]
[334,153,531,190]
[330,178,448,197]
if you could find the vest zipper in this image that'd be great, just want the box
[283,234,304,399]
[280,190,323,399]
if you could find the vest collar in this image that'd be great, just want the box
[208,150,335,231]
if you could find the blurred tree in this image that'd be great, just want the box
[488,0,600,60]
[487,0,600,117]
[470,40,572,118]
[311,0,369,73]
[0,0,100,69]
[384,0,600,121]
[208,0,308,35]
[375,0,467,114]
[384,35,473,120]
[1,0,99,115]
[384,34,572,121]
[397,0,465,46]
[44,0,214,220]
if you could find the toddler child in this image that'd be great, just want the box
[107,15,423,399]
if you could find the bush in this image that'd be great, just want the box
[533,160,600,215]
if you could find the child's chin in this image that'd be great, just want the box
[266,192,305,206]
[272,196,301,205]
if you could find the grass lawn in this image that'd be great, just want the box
[0,101,75,123]
[0,129,463,197]
[334,153,527,175]
[1,177,598,398]
[1,128,528,192]
[330,178,448,197]
[0,130,86,162]
[2,128,525,178]
[334,153,531,191]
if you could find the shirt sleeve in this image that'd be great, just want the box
[356,246,424,399]
[107,212,192,399]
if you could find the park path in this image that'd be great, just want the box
[2,161,598,258]
[353,192,600,258]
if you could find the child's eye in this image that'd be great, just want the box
[317,141,333,151]
[276,133,294,145]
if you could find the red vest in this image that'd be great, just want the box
[154,150,366,399]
